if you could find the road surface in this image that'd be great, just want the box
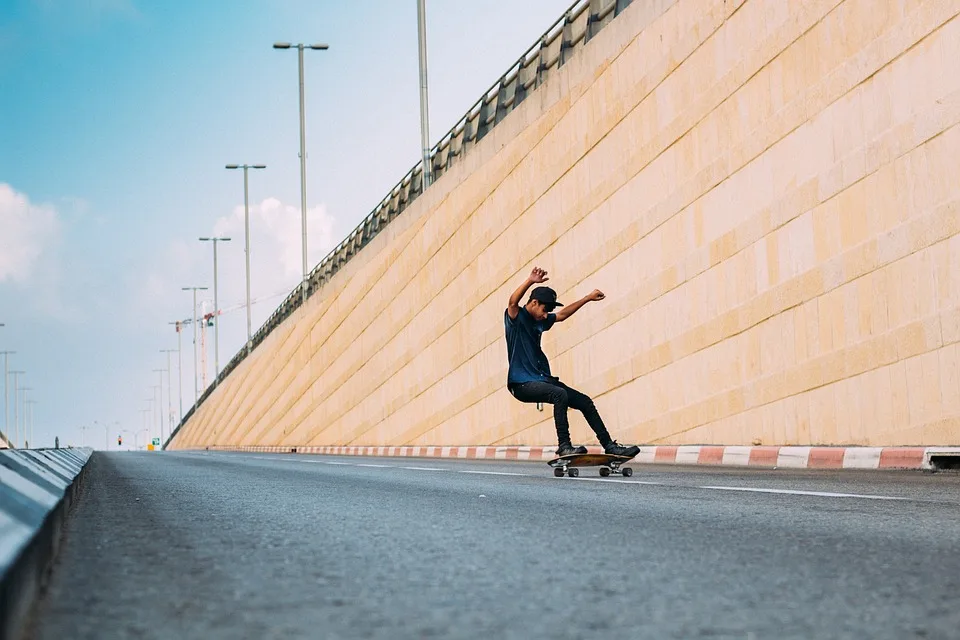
[25,451,960,639]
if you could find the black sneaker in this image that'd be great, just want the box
[556,443,588,456]
[604,441,640,457]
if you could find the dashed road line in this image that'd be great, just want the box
[698,485,908,501]
[201,452,915,502]
[570,477,664,486]
[456,470,531,477]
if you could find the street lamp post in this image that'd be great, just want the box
[417,0,432,189]
[273,41,329,305]
[152,386,161,442]
[19,387,31,448]
[167,324,184,424]
[126,426,145,451]
[9,371,23,448]
[182,287,208,405]
[79,424,89,447]
[152,370,165,442]
[160,349,176,438]
[25,399,35,448]
[0,351,14,446]
[139,408,151,448]
[93,419,115,451]
[225,164,266,353]
[198,237,231,379]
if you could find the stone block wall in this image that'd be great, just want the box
[170,0,960,449]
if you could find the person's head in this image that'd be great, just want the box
[525,286,563,321]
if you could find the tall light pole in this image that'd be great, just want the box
[225,164,266,353]
[144,397,154,446]
[9,371,23,448]
[93,419,116,451]
[1,351,14,446]
[19,387,31,448]
[182,287,208,405]
[153,386,162,442]
[139,409,151,448]
[273,41,329,305]
[79,424,89,447]
[417,0,432,189]
[128,424,147,451]
[160,349,176,437]
[152,370,165,442]
[25,399,35,448]
[198,237,231,379]
[167,324,184,423]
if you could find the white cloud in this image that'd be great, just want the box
[132,196,336,331]
[211,197,337,302]
[0,183,62,285]
[127,197,337,398]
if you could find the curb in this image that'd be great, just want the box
[200,444,960,470]
[0,448,93,640]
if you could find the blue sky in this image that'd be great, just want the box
[0,0,575,449]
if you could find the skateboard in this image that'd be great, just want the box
[547,452,636,478]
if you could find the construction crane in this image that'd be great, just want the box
[173,286,292,392]
[174,303,214,391]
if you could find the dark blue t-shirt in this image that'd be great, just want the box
[504,307,557,385]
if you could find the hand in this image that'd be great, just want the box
[587,289,605,301]
[529,267,549,284]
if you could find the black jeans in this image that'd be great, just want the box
[509,379,612,447]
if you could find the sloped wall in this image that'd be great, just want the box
[170,0,960,450]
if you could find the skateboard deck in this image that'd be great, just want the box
[547,452,637,478]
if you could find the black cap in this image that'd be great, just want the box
[529,286,563,311]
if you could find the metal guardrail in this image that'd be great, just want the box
[165,0,635,448]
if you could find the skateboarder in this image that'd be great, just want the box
[505,267,641,458]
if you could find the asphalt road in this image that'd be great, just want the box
[24,451,960,639]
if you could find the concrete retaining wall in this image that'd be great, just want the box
[0,448,93,639]
[171,0,960,451]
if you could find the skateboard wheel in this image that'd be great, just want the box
[568,468,579,478]
[553,468,564,477]
[622,467,633,477]
[599,467,611,477]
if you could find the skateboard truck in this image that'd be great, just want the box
[547,453,635,478]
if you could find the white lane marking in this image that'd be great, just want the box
[457,470,531,477]
[570,477,665,486]
[210,453,913,501]
[699,485,908,501]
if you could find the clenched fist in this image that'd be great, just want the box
[588,289,605,301]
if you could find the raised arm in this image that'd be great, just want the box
[555,289,605,322]
[507,267,549,320]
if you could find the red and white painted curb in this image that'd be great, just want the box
[199,444,960,470]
